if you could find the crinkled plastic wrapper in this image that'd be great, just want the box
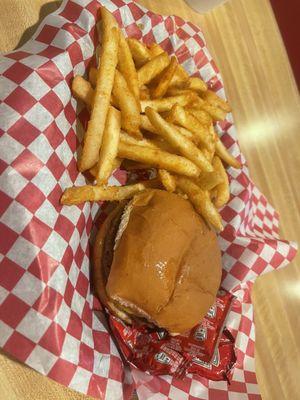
[0,0,297,399]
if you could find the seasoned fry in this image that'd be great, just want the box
[89,67,97,87]
[127,38,152,68]
[175,176,223,231]
[120,131,159,149]
[100,6,119,29]
[140,114,196,143]
[166,88,197,97]
[72,76,94,108]
[61,182,153,205]
[212,156,230,208]
[166,104,211,148]
[148,43,164,58]
[201,90,231,112]
[146,107,213,172]
[89,158,122,178]
[118,32,140,103]
[215,136,241,169]
[113,70,141,138]
[200,102,227,121]
[186,76,207,93]
[118,142,200,177]
[137,52,170,86]
[140,86,151,100]
[151,56,178,99]
[141,93,197,113]
[186,107,212,126]
[169,64,189,88]
[195,171,223,191]
[79,24,119,171]
[158,169,176,192]
[121,160,152,170]
[96,106,121,184]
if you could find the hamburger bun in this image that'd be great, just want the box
[93,189,222,334]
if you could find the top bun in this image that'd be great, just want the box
[106,189,222,334]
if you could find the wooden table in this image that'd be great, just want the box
[1,1,299,399]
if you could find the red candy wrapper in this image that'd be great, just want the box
[109,289,235,380]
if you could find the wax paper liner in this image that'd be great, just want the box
[0,0,297,399]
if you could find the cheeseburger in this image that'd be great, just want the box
[93,189,222,335]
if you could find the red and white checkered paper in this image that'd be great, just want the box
[0,0,297,399]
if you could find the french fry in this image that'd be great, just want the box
[166,88,197,97]
[215,136,241,169]
[140,114,196,143]
[200,102,227,121]
[113,70,141,138]
[186,76,207,93]
[158,169,176,192]
[89,158,122,178]
[146,137,175,153]
[79,21,119,171]
[151,56,178,99]
[120,131,159,149]
[175,176,223,231]
[145,107,213,172]
[118,141,200,177]
[61,182,153,205]
[186,107,212,126]
[169,64,189,88]
[96,106,121,184]
[140,86,151,100]
[74,74,119,109]
[201,90,231,113]
[166,104,211,148]
[89,67,97,87]
[148,43,164,58]
[127,38,152,68]
[212,156,230,208]
[118,32,140,103]
[100,6,119,29]
[72,76,94,108]
[195,171,223,191]
[137,52,170,86]
[141,92,197,113]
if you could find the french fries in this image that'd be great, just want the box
[118,142,200,177]
[96,106,121,184]
[201,90,231,112]
[140,86,151,100]
[148,43,164,58]
[137,52,170,86]
[186,107,212,126]
[63,7,242,234]
[89,158,122,178]
[89,67,97,87]
[79,21,119,171]
[215,136,241,169]
[145,107,213,172]
[72,76,94,108]
[186,76,207,93]
[127,38,151,68]
[158,170,176,192]
[166,104,211,148]
[196,171,223,191]
[141,92,197,112]
[113,70,141,138]
[61,182,156,205]
[151,56,178,99]
[140,115,196,143]
[212,156,230,208]
[175,176,223,231]
[118,32,140,103]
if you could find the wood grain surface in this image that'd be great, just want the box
[0,1,299,399]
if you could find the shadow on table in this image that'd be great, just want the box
[14,1,62,50]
